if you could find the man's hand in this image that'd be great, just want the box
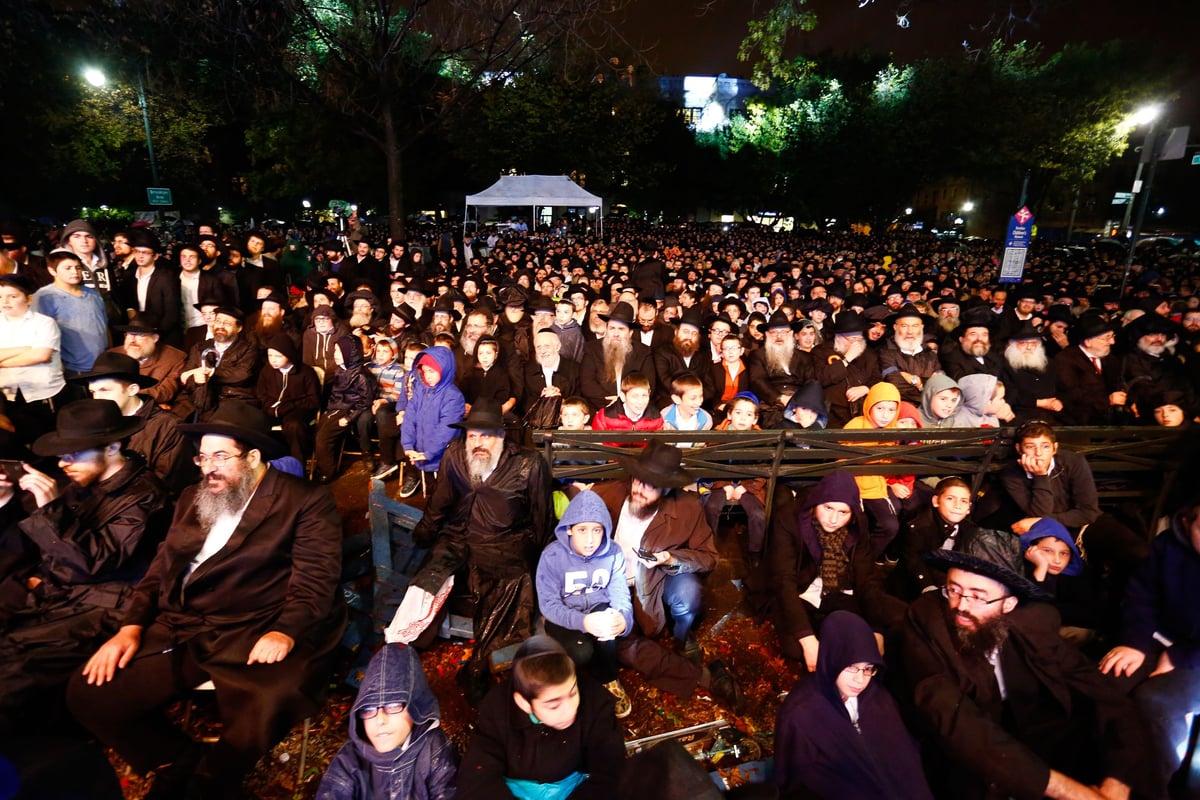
[1037,397,1065,413]
[1108,391,1127,407]
[1150,650,1175,678]
[247,631,295,665]
[1045,769,1107,800]
[1018,452,1052,476]
[18,463,60,508]
[404,450,426,462]
[81,625,143,686]
[337,416,349,427]
[799,634,819,673]
[846,385,870,403]
[1095,777,1131,800]
[640,550,677,570]
[1098,645,1146,677]
[1011,517,1042,535]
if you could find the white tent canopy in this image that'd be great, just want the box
[464,175,603,238]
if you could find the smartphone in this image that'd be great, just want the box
[636,547,656,560]
[0,460,25,484]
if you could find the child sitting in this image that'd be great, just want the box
[313,335,376,482]
[361,337,405,480]
[917,373,963,428]
[1020,517,1101,642]
[317,644,457,800]
[553,396,595,509]
[781,379,829,431]
[256,333,322,463]
[400,346,466,499]
[536,490,634,718]
[592,371,662,436]
[463,336,516,417]
[458,636,626,800]
[660,372,713,434]
[394,340,427,497]
[703,393,768,564]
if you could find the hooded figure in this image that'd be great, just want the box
[955,373,1002,428]
[775,611,934,800]
[317,644,457,800]
[326,335,376,415]
[400,347,466,474]
[781,379,829,430]
[918,372,963,428]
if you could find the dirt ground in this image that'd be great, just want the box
[111,457,805,798]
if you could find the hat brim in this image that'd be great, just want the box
[32,416,147,457]
[615,454,694,489]
[449,413,506,431]
[177,422,288,461]
[68,368,158,389]
[922,549,1047,602]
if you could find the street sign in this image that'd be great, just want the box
[999,206,1035,283]
[1112,192,1133,205]
[146,187,173,206]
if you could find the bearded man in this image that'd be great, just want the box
[110,317,187,408]
[814,312,882,428]
[749,310,815,427]
[940,306,1002,381]
[175,306,261,421]
[245,291,297,352]
[396,401,552,705]
[1111,313,1194,422]
[903,529,1159,800]
[1054,314,1123,426]
[879,304,943,404]
[579,303,655,412]
[519,330,579,416]
[1000,322,1063,425]
[653,308,715,409]
[68,402,345,799]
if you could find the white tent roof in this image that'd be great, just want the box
[465,175,601,208]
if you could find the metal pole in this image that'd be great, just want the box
[1121,125,1165,297]
[135,68,159,186]
[1119,120,1157,240]
[1017,169,1031,209]
[1065,185,1080,243]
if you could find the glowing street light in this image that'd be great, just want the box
[961,200,975,213]
[302,199,312,209]
[82,63,159,186]
[904,207,913,215]
[1129,104,1162,127]
[83,67,107,88]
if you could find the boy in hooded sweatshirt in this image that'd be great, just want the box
[917,372,963,429]
[314,334,377,481]
[257,332,323,463]
[317,644,457,800]
[536,490,635,718]
[400,347,466,498]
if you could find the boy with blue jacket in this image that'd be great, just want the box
[400,347,466,498]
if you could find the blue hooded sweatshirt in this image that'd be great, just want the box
[535,490,633,636]
[400,347,466,472]
[317,644,457,800]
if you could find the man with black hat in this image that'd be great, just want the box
[1110,313,1194,423]
[748,310,815,427]
[903,528,1160,800]
[635,293,672,350]
[590,441,742,712]
[0,221,52,289]
[72,353,194,494]
[69,401,345,799]
[653,307,716,410]
[246,291,299,352]
[0,399,169,733]
[1053,313,1123,426]
[393,399,553,705]
[814,312,882,428]
[879,304,943,405]
[114,229,180,340]
[175,305,261,421]
[940,306,1003,381]
[578,303,656,413]
[110,317,187,409]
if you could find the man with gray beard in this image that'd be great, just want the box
[579,303,655,413]
[1110,313,1194,422]
[814,312,881,428]
[400,400,553,706]
[879,304,943,405]
[69,401,344,799]
[749,310,814,427]
[1000,322,1063,425]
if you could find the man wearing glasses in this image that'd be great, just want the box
[68,401,345,800]
[903,528,1159,800]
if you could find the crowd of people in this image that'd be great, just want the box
[0,213,1198,799]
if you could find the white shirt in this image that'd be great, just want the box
[180,272,203,329]
[185,481,260,580]
[614,499,656,584]
[136,266,154,311]
[986,647,1007,700]
[0,310,65,401]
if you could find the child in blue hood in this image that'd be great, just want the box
[317,644,457,800]
[536,490,634,718]
[400,347,466,497]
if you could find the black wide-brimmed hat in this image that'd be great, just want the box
[178,401,288,461]
[32,399,146,457]
[600,303,636,327]
[449,398,506,431]
[763,309,801,332]
[1007,320,1042,341]
[113,315,160,336]
[1071,312,1114,344]
[616,440,694,489]
[68,352,159,389]
[924,527,1047,602]
[958,305,997,332]
[830,311,866,335]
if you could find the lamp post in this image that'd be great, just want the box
[1117,105,1161,241]
[82,64,160,186]
[1120,105,1166,297]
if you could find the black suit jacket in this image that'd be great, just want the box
[578,338,656,412]
[520,357,580,414]
[116,265,182,337]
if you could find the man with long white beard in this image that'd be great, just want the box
[1111,313,1194,422]
[519,330,579,417]
[815,312,882,428]
[879,304,943,405]
[749,310,814,427]
[69,402,344,799]
[652,307,715,409]
[903,529,1158,800]
[1000,322,1063,425]
[579,303,655,413]
[395,400,552,706]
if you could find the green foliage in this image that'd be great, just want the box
[737,0,817,89]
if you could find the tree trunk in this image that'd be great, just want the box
[382,100,406,242]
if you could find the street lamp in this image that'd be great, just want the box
[961,201,975,213]
[81,64,160,186]
[1120,103,1166,295]
[1117,104,1162,239]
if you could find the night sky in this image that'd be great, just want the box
[618,0,1200,125]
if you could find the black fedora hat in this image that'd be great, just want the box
[616,440,694,489]
[830,311,866,335]
[958,305,997,332]
[255,291,290,310]
[113,315,160,336]
[32,399,146,457]
[68,352,159,389]
[1072,312,1114,344]
[1007,320,1042,341]
[763,309,799,331]
[193,297,227,311]
[924,527,1047,602]
[600,303,636,327]
[675,307,705,330]
[178,400,288,461]
[449,398,506,431]
[211,305,246,322]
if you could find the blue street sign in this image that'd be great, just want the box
[999,206,1035,283]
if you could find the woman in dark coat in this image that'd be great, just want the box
[774,610,933,800]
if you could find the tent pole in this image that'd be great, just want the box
[463,199,468,242]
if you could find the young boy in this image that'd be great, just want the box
[553,397,594,509]
[704,393,768,563]
[536,491,634,718]
[457,636,626,800]
[660,372,713,435]
[313,335,376,482]
[317,644,457,800]
[360,337,406,479]
[400,346,466,498]
[893,476,976,599]
[781,380,829,431]
[463,336,516,416]
[591,371,662,434]
[394,340,427,497]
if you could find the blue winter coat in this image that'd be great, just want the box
[535,490,633,636]
[400,347,466,472]
[317,644,457,800]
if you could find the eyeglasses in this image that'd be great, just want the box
[941,585,1010,607]
[841,664,879,677]
[357,702,406,720]
[60,449,102,464]
[193,451,246,467]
